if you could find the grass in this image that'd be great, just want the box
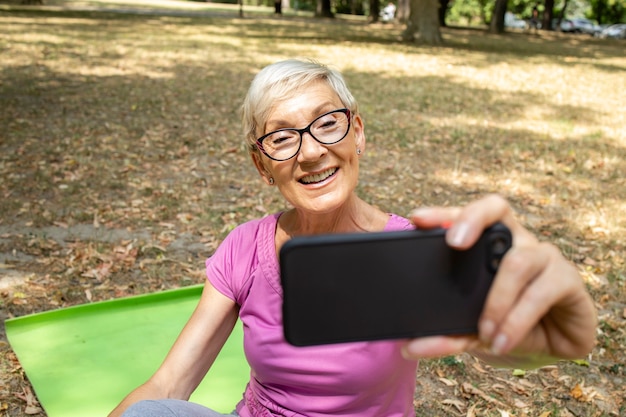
[1,2,625,416]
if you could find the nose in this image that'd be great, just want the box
[297,132,327,162]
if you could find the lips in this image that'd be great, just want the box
[299,168,338,184]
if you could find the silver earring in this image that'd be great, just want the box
[356,148,361,155]
[269,177,274,185]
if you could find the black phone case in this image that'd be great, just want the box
[280,222,512,346]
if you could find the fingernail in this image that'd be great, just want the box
[448,222,470,247]
[491,333,508,355]
[410,208,435,219]
[479,320,496,343]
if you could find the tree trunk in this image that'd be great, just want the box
[489,0,507,33]
[402,0,443,45]
[438,0,450,27]
[543,0,554,30]
[559,0,570,22]
[593,0,604,24]
[370,0,380,22]
[396,0,410,22]
[316,0,333,17]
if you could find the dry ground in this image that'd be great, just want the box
[0,3,625,416]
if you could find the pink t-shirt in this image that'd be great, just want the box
[206,213,418,417]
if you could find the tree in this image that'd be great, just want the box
[396,0,411,21]
[554,0,571,27]
[316,0,333,17]
[438,0,452,26]
[543,0,555,30]
[489,0,507,33]
[370,0,381,22]
[402,0,443,44]
[590,0,625,24]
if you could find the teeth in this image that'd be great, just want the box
[300,168,337,184]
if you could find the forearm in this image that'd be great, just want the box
[107,378,171,417]
[109,284,239,417]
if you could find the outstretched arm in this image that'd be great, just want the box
[401,194,597,368]
[108,282,239,417]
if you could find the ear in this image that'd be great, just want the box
[352,114,366,154]
[251,152,274,185]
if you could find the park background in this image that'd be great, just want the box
[0,0,625,415]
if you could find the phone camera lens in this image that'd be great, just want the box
[490,257,501,271]
[490,236,509,255]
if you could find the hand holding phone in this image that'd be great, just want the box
[280,223,512,346]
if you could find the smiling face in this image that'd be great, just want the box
[252,80,365,216]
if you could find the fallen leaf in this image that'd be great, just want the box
[14,386,41,413]
[570,381,600,403]
[570,359,589,367]
[461,382,507,408]
[513,399,529,408]
[442,398,465,413]
[438,377,458,386]
[466,403,479,417]
[472,362,488,373]
[570,383,583,400]
[25,405,43,414]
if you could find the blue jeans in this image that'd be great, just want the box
[122,399,239,417]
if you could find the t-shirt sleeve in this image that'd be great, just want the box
[205,221,260,306]
[385,213,414,231]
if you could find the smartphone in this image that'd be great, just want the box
[279,222,512,347]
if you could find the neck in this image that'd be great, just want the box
[280,195,388,237]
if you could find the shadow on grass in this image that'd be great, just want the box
[3,7,626,64]
[2,50,624,244]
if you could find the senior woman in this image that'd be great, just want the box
[109,59,596,417]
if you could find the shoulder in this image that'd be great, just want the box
[219,213,280,249]
[205,213,280,301]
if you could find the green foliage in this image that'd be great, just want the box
[590,0,626,23]
[448,0,492,25]
[291,0,316,11]
[448,0,624,25]
[335,0,367,15]
[241,0,273,7]
[508,0,531,17]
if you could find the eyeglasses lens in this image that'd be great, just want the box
[260,110,349,161]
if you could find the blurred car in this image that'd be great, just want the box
[505,12,528,29]
[552,18,601,34]
[598,23,626,39]
[553,18,576,32]
[570,18,602,35]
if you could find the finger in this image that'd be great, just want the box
[409,207,460,229]
[480,244,561,355]
[444,194,537,249]
[492,246,595,358]
[401,335,480,359]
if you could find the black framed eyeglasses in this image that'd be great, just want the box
[255,108,352,161]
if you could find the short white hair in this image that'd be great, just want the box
[242,58,358,154]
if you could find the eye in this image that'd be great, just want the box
[267,131,298,147]
[320,120,337,129]
[315,115,339,131]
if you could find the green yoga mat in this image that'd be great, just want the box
[5,284,249,417]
